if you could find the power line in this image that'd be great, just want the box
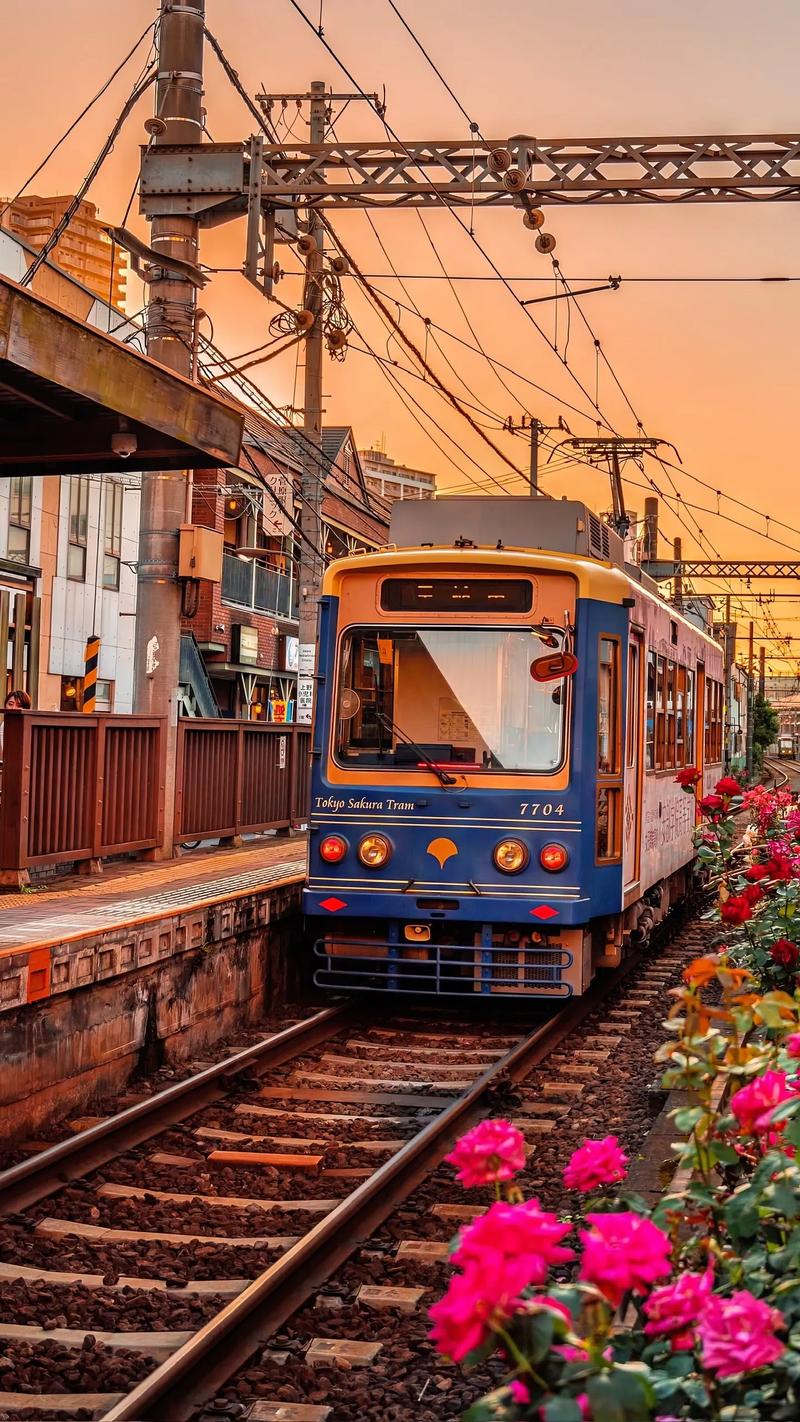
[0,18,158,226]
[21,68,157,288]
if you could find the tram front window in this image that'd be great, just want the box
[335,626,567,774]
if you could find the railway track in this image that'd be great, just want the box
[0,921,706,1422]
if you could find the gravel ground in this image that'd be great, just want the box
[205,924,706,1421]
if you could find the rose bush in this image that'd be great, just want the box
[429,955,800,1420]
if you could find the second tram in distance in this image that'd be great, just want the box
[305,497,723,998]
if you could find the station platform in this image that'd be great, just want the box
[0,835,310,1138]
[0,835,308,954]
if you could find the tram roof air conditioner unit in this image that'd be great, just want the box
[389,497,626,567]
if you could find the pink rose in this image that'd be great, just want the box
[730,1069,799,1136]
[509,1380,530,1405]
[644,1268,714,1350]
[785,1033,800,1058]
[563,1135,629,1193]
[579,1211,672,1307]
[699,1290,786,1378]
[453,1199,574,1280]
[446,1118,526,1188]
[428,1247,532,1361]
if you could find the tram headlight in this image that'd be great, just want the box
[540,842,569,872]
[492,838,529,874]
[357,833,392,868]
[319,834,347,864]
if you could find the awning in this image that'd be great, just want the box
[0,274,243,474]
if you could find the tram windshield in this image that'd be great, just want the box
[334,626,568,774]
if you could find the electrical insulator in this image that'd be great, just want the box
[327,328,347,351]
[502,167,528,193]
[488,147,513,174]
[295,309,315,331]
[523,208,545,230]
[296,233,317,257]
[270,262,282,284]
[535,232,557,254]
[329,254,349,276]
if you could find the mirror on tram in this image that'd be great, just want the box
[530,651,579,683]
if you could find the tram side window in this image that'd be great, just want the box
[646,651,656,770]
[705,678,724,762]
[598,637,620,775]
[626,642,639,767]
[646,650,694,771]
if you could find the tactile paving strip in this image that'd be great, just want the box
[0,859,307,951]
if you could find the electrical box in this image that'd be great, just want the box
[179,524,224,582]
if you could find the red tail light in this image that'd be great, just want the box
[540,843,569,872]
[320,835,347,864]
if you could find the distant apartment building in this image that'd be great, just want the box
[359,443,436,503]
[0,223,139,712]
[0,195,126,309]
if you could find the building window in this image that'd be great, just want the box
[7,476,32,564]
[103,480,123,589]
[95,679,114,711]
[68,476,89,581]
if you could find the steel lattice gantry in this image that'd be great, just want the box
[645,562,800,580]
[139,135,800,220]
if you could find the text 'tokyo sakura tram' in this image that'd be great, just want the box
[304,498,723,998]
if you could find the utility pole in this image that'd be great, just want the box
[746,619,755,781]
[759,644,766,698]
[672,537,683,611]
[296,80,327,726]
[529,419,539,494]
[134,0,205,851]
[643,497,659,562]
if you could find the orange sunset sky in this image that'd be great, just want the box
[2,0,800,672]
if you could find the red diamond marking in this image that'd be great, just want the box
[320,897,347,912]
[530,905,558,920]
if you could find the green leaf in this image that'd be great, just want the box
[672,1106,705,1132]
[710,1141,740,1164]
[517,1308,555,1364]
[543,1400,585,1422]
[586,1375,625,1422]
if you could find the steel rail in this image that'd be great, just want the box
[0,1002,356,1214]
[102,967,645,1422]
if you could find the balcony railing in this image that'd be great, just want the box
[222,552,293,618]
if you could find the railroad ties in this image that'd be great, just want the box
[0,940,700,1420]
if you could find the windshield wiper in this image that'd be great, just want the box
[375,710,458,787]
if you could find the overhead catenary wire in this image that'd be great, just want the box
[21,68,157,288]
[0,18,158,227]
[320,219,527,486]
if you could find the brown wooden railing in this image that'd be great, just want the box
[175,720,310,843]
[0,712,164,882]
[0,713,311,884]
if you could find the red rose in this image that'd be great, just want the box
[771,939,800,969]
[720,895,754,924]
[743,884,764,906]
[676,767,701,790]
[700,794,724,815]
[715,776,743,797]
[745,864,770,882]
[765,855,794,882]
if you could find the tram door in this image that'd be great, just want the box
[623,631,644,895]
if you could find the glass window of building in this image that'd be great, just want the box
[7,476,32,564]
[103,480,123,589]
[68,476,89,581]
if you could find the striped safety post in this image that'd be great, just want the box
[83,634,100,713]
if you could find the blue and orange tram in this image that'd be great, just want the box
[305,498,724,998]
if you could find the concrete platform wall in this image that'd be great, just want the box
[0,881,304,1142]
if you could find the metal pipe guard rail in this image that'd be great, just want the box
[0,714,311,884]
